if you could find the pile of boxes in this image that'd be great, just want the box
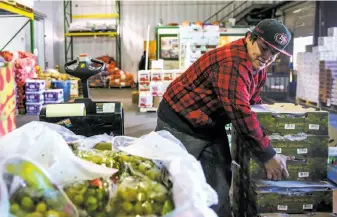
[137,69,184,109]
[296,26,337,106]
[232,103,332,217]
[25,79,64,115]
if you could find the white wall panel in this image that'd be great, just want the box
[35,0,281,78]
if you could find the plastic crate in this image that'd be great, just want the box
[51,80,71,103]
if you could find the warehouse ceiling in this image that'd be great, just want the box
[235,1,292,25]
[283,1,316,37]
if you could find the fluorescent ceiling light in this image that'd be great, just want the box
[293,9,303,14]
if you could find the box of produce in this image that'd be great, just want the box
[26,102,44,115]
[247,156,327,181]
[25,79,45,92]
[232,131,328,182]
[258,213,335,217]
[246,180,335,215]
[26,91,44,103]
[252,103,329,136]
[233,179,336,216]
[51,81,70,102]
[269,134,329,160]
[44,89,64,102]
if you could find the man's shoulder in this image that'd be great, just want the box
[213,39,248,63]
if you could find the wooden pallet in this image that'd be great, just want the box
[320,102,337,112]
[296,98,319,107]
[139,107,157,113]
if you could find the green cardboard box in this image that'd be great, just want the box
[258,213,335,217]
[270,134,329,160]
[245,180,335,216]
[249,158,328,181]
[252,103,329,136]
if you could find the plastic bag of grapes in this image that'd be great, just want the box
[63,178,112,217]
[0,155,79,217]
[112,131,219,217]
[0,121,117,185]
[108,175,174,217]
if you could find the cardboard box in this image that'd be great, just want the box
[259,213,335,217]
[269,134,329,159]
[234,180,335,217]
[248,158,327,181]
[252,104,329,136]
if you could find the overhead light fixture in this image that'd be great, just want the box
[293,9,302,14]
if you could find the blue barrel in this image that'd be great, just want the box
[51,80,71,102]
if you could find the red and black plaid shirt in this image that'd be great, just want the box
[162,38,276,163]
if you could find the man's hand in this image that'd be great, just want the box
[264,154,293,180]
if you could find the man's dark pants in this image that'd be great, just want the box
[155,117,232,217]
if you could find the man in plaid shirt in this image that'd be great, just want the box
[155,19,292,216]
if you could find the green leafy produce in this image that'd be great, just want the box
[109,176,174,217]
[63,178,110,216]
[9,187,71,217]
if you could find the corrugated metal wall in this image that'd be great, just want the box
[52,0,280,77]
[121,1,232,75]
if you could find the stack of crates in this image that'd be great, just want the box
[232,103,334,216]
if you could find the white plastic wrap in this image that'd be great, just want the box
[0,122,117,185]
[113,131,218,217]
[0,155,79,217]
[0,122,218,217]
[268,133,308,141]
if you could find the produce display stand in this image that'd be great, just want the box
[63,0,122,69]
[0,0,34,53]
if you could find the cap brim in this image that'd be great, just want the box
[258,35,292,57]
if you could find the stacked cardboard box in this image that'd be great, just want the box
[232,103,332,217]
[297,27,337,106]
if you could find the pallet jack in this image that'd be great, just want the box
[39,54,124,137]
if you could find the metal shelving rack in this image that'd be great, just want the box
[0,1,34,52]
[63,0,121,69]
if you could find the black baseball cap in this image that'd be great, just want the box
[250,19,292,56]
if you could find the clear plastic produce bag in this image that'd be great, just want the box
[111,131,219,217]
[0,121,117,185]
[63,178,113,217]
[72,131,218,217]
[0,155,79,217]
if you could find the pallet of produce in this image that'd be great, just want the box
[252,103,329,136]
[234,180,335,217]
[232,133,329,183]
